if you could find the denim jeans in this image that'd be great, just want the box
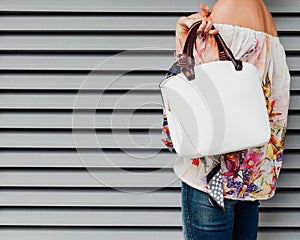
[181,181,260,240]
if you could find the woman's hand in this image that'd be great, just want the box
[175,4,218,57]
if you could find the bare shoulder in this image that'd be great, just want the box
[210,0,278,37]
[210,0,238,24]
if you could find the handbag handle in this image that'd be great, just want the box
[178,15,243,80]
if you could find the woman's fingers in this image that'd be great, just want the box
[182,4,210,32]
[176,16,194,32]
[197,4,219,36]
[176,3,218,37]
[197,4,210,34]
[200,4,210,16]
[209,29,219,35]
[203,15,213,33]
[198,16,207,32]
[185,17,197,30]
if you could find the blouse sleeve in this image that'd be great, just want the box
[265,42,291,175]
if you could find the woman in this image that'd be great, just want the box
[161,1,290,239]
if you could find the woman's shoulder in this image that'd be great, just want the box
[210,0,278,38]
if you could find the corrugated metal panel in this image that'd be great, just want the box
[0,0,298,239]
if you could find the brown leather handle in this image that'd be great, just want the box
[178,17,243,80]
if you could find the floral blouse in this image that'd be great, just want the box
[161,23,291,210]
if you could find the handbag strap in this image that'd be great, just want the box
[178,12,243,80]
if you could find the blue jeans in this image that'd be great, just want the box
[181,181,260,240]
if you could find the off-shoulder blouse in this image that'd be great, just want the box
[161,23,291,211]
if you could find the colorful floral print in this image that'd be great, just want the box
[161,23,291,201]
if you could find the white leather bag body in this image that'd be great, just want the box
[159,20,271,158]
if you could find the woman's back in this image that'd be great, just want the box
[211,0,278,37]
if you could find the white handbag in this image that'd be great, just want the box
[159,20,271,158]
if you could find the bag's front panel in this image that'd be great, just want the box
[195,61,270,152]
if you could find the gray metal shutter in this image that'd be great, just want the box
[0,0,299,239]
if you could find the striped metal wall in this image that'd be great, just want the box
[0,0,299,239]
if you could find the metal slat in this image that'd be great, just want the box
[0,189,181,207]
[258,229,300,240]
[0,92,161,110]
[0,131,298,149]
[0,16,297,32]
[0,189,299,208]
[0,228,300,240]
[259,210,300,227]
[0,112,163,129]
[0,228,183,240]
[0,54,295,70]
[0,149,298,168]
[0,54,173,71]
[287,114,300,129]
[0,150,174,168]
[0,130,168,148]
[0,150,297,168]
[0,73,298,91]
[0,53,176,70]
[0,73,161,90]
[0,16,177,31]
[0,35,298,52]
[0,0,201,13]
[0,168,180,187]
[0,92,298,110]
[0,208,180,226]
[292,76,300,91]
[0,35,173,51]
[0,208,299,227]
[261,0,300,13]
[0,0,298,13]
[0,111,299,130]
[0,169,298,188]
[261,191,300,208]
